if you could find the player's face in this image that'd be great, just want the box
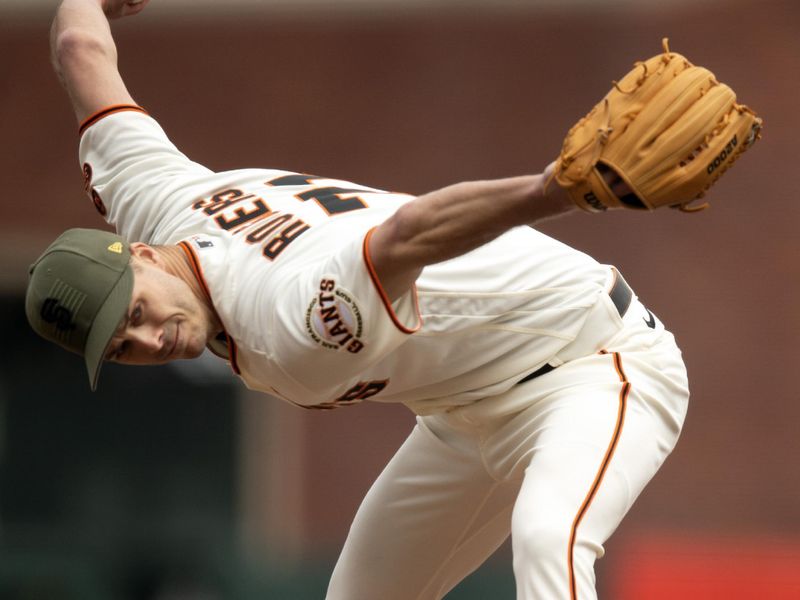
[105,259,215,366]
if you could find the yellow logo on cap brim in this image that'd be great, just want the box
[107,242,123,254]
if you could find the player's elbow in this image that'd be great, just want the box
[52,28,115,76]
[378,202,427,259]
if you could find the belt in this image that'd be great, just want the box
[517,270,633,385]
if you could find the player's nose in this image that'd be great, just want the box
[127,325,164,356]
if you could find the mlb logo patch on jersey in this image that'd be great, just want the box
[304,277,365,354]
[190,235,214,250]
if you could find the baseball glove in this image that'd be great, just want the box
[552,39,762,213]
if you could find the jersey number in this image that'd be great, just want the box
[333,380,388,405]
[266,174,370,215]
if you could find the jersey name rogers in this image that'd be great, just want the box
[192,188,311,260]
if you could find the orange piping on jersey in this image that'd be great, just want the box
[178,241,241,375]
[79,104,148,136]
[567,351,629,600]
[362,226,422,335]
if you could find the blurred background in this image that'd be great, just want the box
[1,0,799,598]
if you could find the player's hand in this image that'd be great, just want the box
[102,0,149,19]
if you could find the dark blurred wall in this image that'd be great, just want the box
[2,0,799,595]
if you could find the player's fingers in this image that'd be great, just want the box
[123,0,149,17]
[104,0,149,19]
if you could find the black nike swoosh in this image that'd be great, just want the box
[643,308,656,329]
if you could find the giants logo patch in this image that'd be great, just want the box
[305,278,364,353]
[82,163,93,192]
[82,163,107,216]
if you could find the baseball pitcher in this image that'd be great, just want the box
[27,1,761,598]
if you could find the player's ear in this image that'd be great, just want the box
[129,242,159,266]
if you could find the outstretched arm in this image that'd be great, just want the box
[51,0,149,124]
[369,165,578,300]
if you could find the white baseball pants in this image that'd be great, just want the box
[326,295,689,600]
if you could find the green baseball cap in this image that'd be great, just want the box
[25,228,134,390]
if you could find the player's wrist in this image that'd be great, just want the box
[538,165,577,218]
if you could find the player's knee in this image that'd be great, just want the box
[511,518,571,567]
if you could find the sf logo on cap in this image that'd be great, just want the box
[40,298,76,331]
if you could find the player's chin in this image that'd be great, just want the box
[152,343,203,364]
[182,347,205,361]
[181,336,207,360]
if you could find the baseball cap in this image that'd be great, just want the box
[25,228,134,391]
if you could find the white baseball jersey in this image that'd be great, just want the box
[79,106,613,414]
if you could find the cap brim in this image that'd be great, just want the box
[84,265,134,391]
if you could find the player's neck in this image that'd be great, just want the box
[156,245,224,336]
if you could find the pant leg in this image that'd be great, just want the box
[486,330,689,599]
[326,414,521,600]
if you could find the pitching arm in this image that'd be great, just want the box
[368,166,578,301]
[50,0,149,124]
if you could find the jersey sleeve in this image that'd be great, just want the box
[269,227,421,403]
[78,105,213,243]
